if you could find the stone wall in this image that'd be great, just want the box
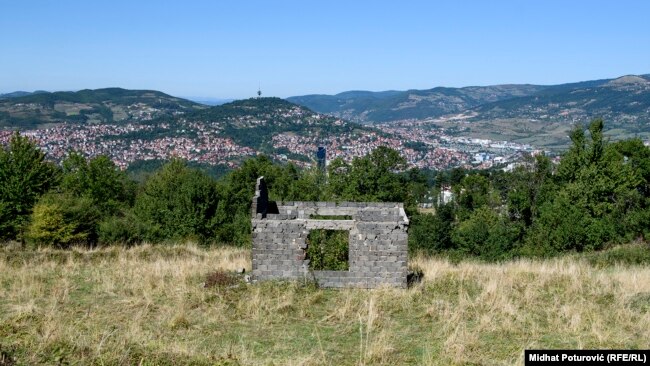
[251,177,409,288]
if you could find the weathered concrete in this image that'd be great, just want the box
[251,177,409,288]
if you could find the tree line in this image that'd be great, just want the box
[411,119,650,259]
[1,119,649,259]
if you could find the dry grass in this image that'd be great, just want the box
[1,243,649,365]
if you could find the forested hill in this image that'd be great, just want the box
[188,97,309,120]
[177,97,376,154]
[288,84,546,123]
[287,74,650,124]
[0,90,49,99]
[0,96,384,171]
[0,87,206,128]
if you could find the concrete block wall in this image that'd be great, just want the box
[251,177,409,289]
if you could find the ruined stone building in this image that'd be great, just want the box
[251,177,409,288]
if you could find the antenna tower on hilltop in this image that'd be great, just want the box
[257,83,262,98]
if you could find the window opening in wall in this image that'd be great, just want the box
[306,229,349,271]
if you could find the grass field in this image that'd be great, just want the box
[1,243,649,365]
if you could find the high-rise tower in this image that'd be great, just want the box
[316,146,326,171]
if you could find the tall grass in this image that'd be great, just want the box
[1,243,649,365]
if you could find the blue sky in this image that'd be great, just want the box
[1,0,649,99]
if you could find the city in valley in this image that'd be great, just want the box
[0,100,539,172]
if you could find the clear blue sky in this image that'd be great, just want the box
[1,0,648,99]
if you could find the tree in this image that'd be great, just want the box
[506,154,554,227]
[403,168,429,208]
[306,229,349,270]
[609,138,650,239]
[26,198,74,247]
[611,138,650,198]
[449,167,466,186]
[327,147,408,203]
[454,173,500,221]
[213,155,281,245]
[451,206,520,260]
[133,159,219,243]
[557,123,587,182]
[325,157,351,199]
[0,132,59,241]
[525,119,644,254]
[61,152,135,216]
[97,209,154,245]
[286,167,326,201]
[524,190,612,255]
[408,203,455,253]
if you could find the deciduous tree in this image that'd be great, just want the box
[0,132,59,240]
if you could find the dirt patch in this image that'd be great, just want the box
[204,270,240,288]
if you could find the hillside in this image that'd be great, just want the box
[288,84,546,123]
[4,96,393,170]
[288,75,650,149]
[469,75,650,127]
[288,75,650,128]
[0,88,206,128]
[0,90,49,99]
[182,97,370,152]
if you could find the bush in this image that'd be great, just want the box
[581,242,650,268]
[98,210,157,245]
[26,194,99,248]
[524,191,616,256]
[452,206,520,260]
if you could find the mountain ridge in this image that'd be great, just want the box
[287,74,650,124]
[0,90,49,99]
[0,87,205,128]
[465,75,650,132]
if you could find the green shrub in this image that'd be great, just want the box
[581,242,650,268]
[26,194,99,247]
[524,190,616,256]
[451,206,520,260]
[98,210,157,245]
